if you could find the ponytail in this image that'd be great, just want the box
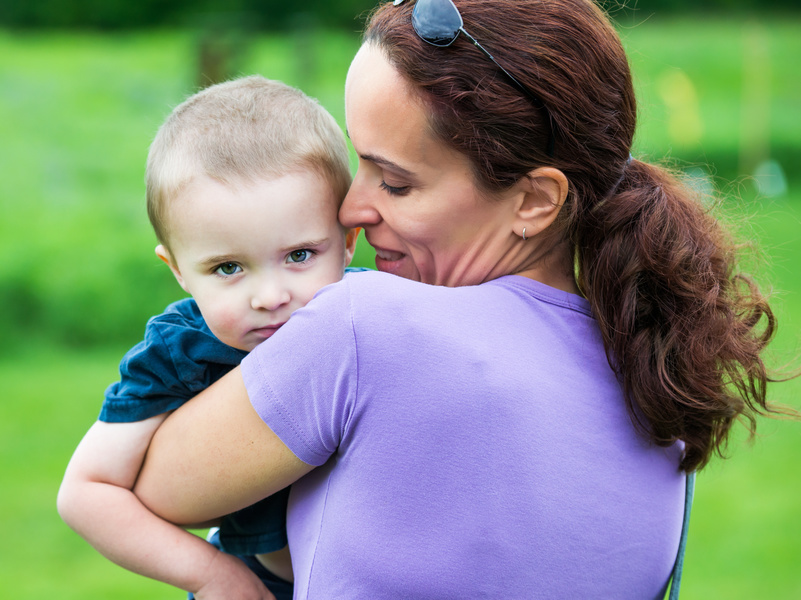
[574,159,784,472]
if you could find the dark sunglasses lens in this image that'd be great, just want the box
[412,0,463,46]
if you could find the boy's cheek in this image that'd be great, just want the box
[192,296,238,336]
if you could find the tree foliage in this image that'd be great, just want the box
[0,0,377,30]
[1,0,796,30]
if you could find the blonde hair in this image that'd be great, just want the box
[146,75,351,249]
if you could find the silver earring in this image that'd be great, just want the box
[522,227,527,241]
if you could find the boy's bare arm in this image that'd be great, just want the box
[57,416,273,598]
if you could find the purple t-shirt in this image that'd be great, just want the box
[242,271,684,599]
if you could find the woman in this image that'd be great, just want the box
[135,1,784,597]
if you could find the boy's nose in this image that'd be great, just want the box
[251,279,290,311]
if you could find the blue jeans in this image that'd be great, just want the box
[187,530,294,600]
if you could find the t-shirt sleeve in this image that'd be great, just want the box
[241,279,359,466]
[100,300,246,423]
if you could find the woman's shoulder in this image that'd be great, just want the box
[343,268,422,291]
[310,271,455,334]
[337,269,461,309]
[337,271,590,311]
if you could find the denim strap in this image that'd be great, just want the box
[667,471,696,599]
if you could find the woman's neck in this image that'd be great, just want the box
[512,239,581,295]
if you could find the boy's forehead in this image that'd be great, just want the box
[165,170,343,251]
[176,168,341,206]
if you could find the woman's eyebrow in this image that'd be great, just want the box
[359,153,415,178]
[345,129,416,178]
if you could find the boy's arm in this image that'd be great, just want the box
[57,416,274,599]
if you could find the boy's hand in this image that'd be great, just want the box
[192,551,276,600]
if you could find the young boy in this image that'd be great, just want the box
[57,75,360,599]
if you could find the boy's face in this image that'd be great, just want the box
[157,171,357,352]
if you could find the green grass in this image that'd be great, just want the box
[1,16,800,599]
[680,194,801,599]
[0,347,178,599]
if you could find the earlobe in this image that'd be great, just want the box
[155,245,188,292]
[514,167,569,239]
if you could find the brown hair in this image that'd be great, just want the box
[365,0,792,472]
[146,75,350,250]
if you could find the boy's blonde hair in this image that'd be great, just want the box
[146,75,351,249]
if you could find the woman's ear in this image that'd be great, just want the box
[155,245,189,293]
[513,167,569,240]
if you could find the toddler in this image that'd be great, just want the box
[58,75,361,599]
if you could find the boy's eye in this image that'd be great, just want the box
[215,262,242,276]
[287,249,312,264]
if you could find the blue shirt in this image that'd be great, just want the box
[101,298,247,423]
[100,297,287,555]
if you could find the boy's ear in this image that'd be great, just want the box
[155,245,189,293]
[512,167,569,240]
[343,227,360,267]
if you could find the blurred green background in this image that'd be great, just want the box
[1,1,799,598]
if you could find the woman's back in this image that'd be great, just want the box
[243,271,685,598]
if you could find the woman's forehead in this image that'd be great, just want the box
[345,45,417,124]
[345,45,442,172]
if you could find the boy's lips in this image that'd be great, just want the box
[252,323,286,338]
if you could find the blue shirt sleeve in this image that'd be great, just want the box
[99,298,247,423]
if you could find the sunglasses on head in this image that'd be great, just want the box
[393,0,555,156]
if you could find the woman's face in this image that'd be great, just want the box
[340,44,522,287]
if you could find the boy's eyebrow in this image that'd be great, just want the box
[279,238,330,254]
[198,254,239,268]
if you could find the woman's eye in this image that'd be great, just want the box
[215,262,241,276]
[287,249,312,263]
[380,181,411,196]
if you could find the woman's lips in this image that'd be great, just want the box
[374,247,405,262]
[373,247,407,274]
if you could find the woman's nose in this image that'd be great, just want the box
[339,174,381,228]
[251,279,290,311]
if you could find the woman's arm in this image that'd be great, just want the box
[134,366,313,526]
